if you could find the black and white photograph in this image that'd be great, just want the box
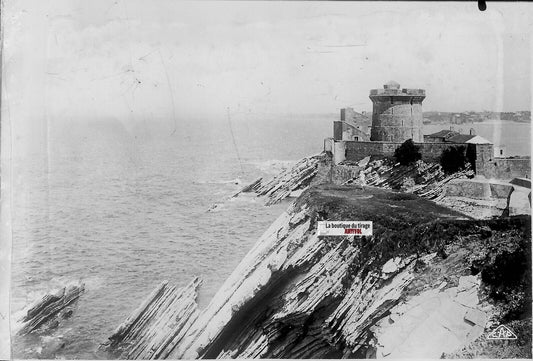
[1,1,531,359]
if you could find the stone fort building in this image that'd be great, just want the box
[369,81,425,143]
[324,81,530,179]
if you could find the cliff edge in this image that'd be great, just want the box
[109,184,530,359]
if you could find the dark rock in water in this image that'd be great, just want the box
[61,309,73,319]
[229,154,324,206]
[103,277,202,359]
[17,282,85,336]
[239,177,263,194]
[252,153,324,205]
[229,177,263,200]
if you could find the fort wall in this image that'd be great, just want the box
[478,158,531,180]
[369,81,425,143]
[445,179,493,199]
[331,139,530,180]
[444,179,516,200]
[333,121,343,141]
[472,144,493,174]
[370,102,424,142]
[343,141,467,163]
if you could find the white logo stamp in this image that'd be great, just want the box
[487,325,517,340]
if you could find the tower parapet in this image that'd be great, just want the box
[369,81,426,143]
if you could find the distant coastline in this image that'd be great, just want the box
[317,110,531,124]
[422,110,531,124]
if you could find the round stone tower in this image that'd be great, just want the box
[369,81,426,143]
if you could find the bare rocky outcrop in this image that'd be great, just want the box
[242,154,324,205]
[103,277,201,359]
[109,150,531,359]
[15,282,85,336]
[124,185,530,359]
[339,158,525,219]
[345,159,474,201]
[108,153,530,359]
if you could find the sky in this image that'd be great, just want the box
[2,1,532,125]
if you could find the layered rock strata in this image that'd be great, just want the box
[16,282,85,336]
[113,185,531,358]
[244,154,323,205]
[103,278,201,359]
[346,159,474,201]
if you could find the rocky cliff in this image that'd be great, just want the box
[103,278,202,359]
[108,184,531,359]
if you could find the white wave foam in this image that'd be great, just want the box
[194,178,243,185]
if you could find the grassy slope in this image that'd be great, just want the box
[296,184,531,358]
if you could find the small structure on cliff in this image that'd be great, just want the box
[333,107,371,141]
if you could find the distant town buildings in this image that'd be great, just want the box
[423,111,531,125]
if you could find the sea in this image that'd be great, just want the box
[9,115,531,359]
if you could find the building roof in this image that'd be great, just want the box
[446,134,476,143]
[464,135,492,144]
[384,80,400,89]
[425,130,459,138]
[446,134,492,144]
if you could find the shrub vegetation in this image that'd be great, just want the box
[393,139,422,165]
[440,145,467,174]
